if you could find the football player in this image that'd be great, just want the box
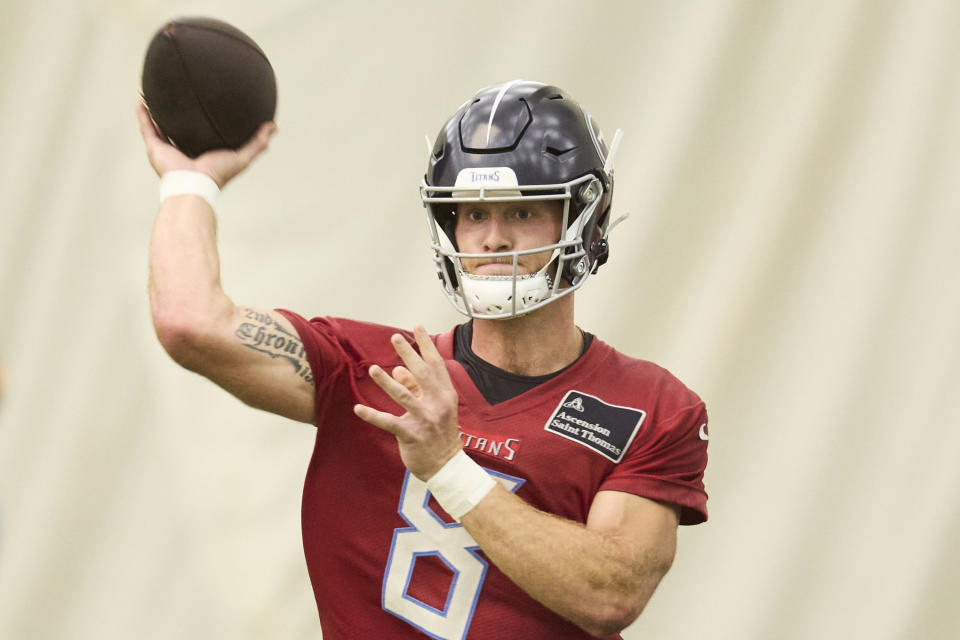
[137,79,708,639]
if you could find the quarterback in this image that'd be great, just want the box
[138,79,708,639]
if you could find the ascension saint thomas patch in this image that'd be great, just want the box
[544,391,646,463]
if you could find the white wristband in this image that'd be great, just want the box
[160,170,220,208]
[426,450,497,521]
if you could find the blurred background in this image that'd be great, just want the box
[1,0,958,638]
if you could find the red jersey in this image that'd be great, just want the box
[277,313,708,640]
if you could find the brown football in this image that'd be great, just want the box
[141,17,277,158]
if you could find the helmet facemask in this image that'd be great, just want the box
[421,80,620,320]
[422,171,607,319]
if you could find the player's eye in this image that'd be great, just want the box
[514,209,532,220]
[467,209,487,222]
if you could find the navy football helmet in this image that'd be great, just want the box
[421,79,621,318]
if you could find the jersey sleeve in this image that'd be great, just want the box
[274,311,353,407]
[599,401,709,525]
[272,312,414,424]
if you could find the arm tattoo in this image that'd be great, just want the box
[235,309,314,384]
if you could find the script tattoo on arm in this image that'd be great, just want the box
[235,309,314,384]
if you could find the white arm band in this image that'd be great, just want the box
[426,450,497,521]
[160,170,220,208]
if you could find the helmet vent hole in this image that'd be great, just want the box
[548,94,563,100]
[546,145,575,157]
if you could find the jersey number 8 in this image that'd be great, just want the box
[382,468,524,640]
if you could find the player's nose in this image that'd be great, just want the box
[481,215,512,253]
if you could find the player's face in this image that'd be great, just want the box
[454,200,564,276]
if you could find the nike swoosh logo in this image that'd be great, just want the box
[699,423,709,441]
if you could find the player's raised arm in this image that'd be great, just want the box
[137,102,314,424]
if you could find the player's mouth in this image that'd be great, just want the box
[472,261,519,276]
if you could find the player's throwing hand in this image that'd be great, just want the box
[353,324,463,482]
[135,100,276,188]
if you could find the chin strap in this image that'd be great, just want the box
[459,272,552,317]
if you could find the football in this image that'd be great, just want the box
[141,17,277,158]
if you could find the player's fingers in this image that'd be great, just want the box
[352,403,404,436]
[236,121,277,165]
[390,334,430,378]
[407,326,454,398]
[135,100,164,145]
[411,325,440,364]
[368,364,419,411]
[392,366,421,396]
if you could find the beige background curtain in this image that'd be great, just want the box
[1,1,957,638]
